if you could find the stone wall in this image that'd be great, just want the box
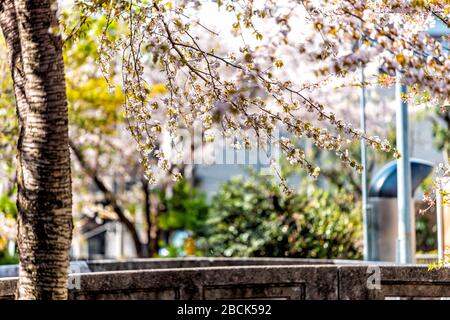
[0,258,449,300]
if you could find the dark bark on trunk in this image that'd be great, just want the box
[141,178,153,257]
[0,0,73,299]
[69,140,145,258]
[142,179,162,257]
[149,193,161,256]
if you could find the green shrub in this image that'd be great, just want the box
[156,179,209,257]
[198,172,362,259]
[0,250,18,265]
[158,179,209,232]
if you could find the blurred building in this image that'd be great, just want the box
[71,214,138,260]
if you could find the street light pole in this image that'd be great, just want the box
[395,70,414,264]
[359,64,370,261]
[436,180,444,261]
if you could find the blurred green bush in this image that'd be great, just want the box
[158,179,209,232]
[0,251,18,265]
[197,171,362,259]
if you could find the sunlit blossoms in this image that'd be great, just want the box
[68,0,449,189]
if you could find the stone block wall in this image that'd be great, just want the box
[1,258,449,300]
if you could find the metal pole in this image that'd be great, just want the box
[395,70,414,264]
[436,181,444,261]
[359,64,370,261]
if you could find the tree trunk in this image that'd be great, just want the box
[142,178,153,257]
[0,0,73,299]
[149,193,161,256]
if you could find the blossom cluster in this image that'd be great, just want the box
[87,0,448,187]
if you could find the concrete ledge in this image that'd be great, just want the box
[0,261,91,278]
[72,265,338,300]
[339,265,450,299]
[86,257,365,272]
[1,259,448,300]
[0,265,338,300]
[0,277,16,300]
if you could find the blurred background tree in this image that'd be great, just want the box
[0,37,17,264]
